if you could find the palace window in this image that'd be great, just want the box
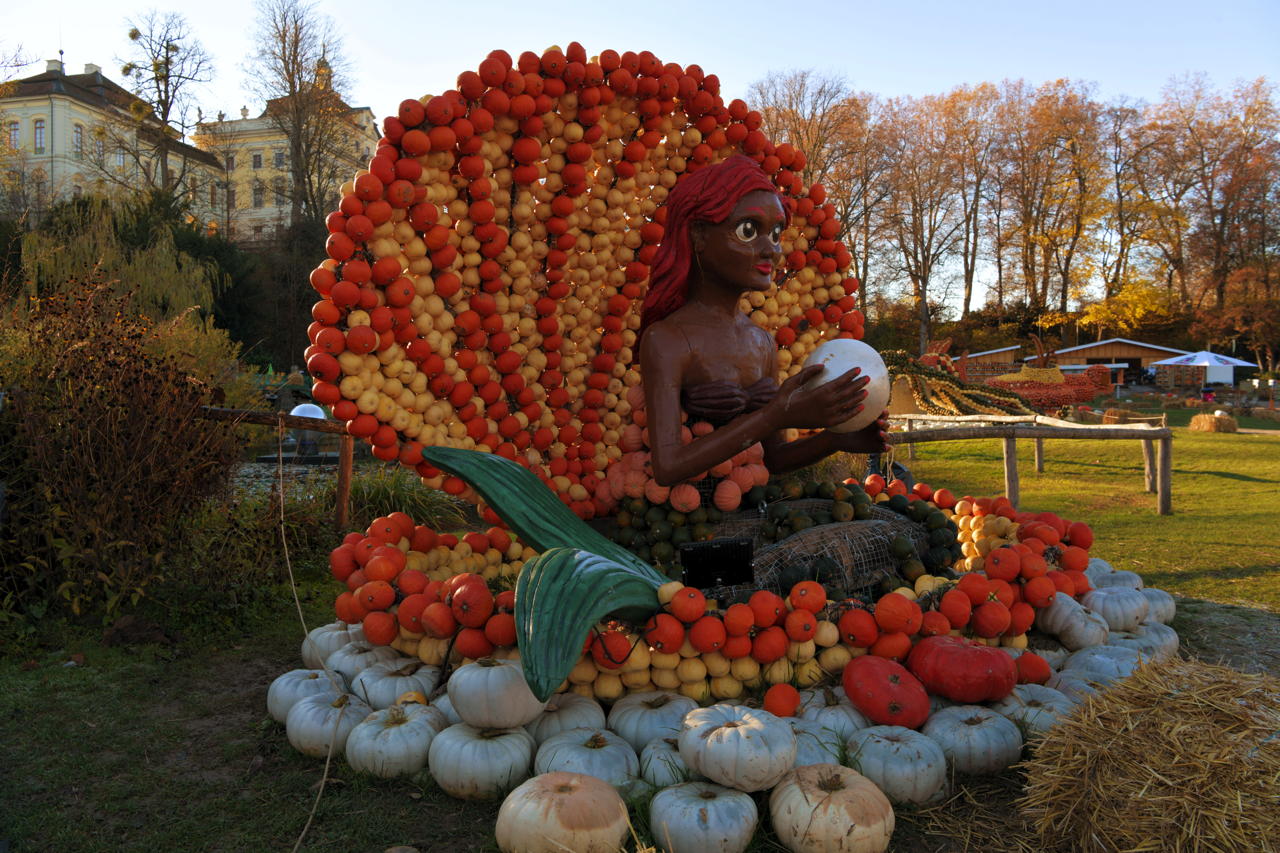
[273,177,287,206]
[226,154,235,170]
[33,119,45,154]
[274,150,285,168]
[227,187,236,209]
[74,124,84,159]
[6,122,17,148]
[252,184,264,208]
[252,152,262,169]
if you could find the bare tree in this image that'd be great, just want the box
[247,0,355,227]
[940,83,999,317]
[879,96,964,354]
[750,70,856,188]
[81,13,212,197]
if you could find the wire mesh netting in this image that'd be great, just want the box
[693,499,927,602]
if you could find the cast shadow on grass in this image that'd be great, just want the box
[1140,564,1280,588]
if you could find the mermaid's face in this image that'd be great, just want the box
[693,190,785,293]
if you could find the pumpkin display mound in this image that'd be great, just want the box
[1019,658,1280,852]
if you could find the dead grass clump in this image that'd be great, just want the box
[1189,413,1238,432]
[1018,658,1280,853]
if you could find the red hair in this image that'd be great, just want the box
[639,155,784,336]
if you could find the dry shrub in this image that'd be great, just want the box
[0,285,247,619]
[1189,413,1238,432]
[1018,658,1280,853]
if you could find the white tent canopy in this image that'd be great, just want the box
[1149,351,1255,384]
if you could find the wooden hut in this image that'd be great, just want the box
[1022,338,1189,386]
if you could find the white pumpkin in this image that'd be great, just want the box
[769,764,894,853]
[350,659,440,710]
[1034,592,1110,650]
[798,685,848,710]
[1140,588,1177,624]
[267,668,343,723]
[639,737,703,789]
[447,658,546,729]
[525,693,607,746]
[606,690,697,752]
[798,687,869,741]
[1084,557,1114,579]
[988,684,1077,739]
[344,703,448,778]
[1081,587,1149,632]
[1092,569,1144,589]
[1045,670,1102,704]
[845,725,948,806]
[495,772,630,853]
[534,727,639,794]
[787,718,845,767]
[1108,621,1179,662]
[1061,644,1144,684]
[679,705,796,792]
[430,692,461,725]
[325,641,400,689]
[301,621,358,669]
[427,722,536,800]
[922,705,1023,775]
[284,692,373,758]
[649,781,758,853]
[1028,641,1070,671]
[800,339,892,433]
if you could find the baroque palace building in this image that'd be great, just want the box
[193,64,379,245]
[0,58,223,223]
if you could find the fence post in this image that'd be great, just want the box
[1002,436,1020,507]
[1142,439,1156,493]
[905,419,915,460]
[335,434,353,531]
[1157,436,1173,515]
[1033,437,1044,473]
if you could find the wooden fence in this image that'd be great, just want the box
[202,407,355,530]
[204,407,1175,533]
[892,414,1173,515]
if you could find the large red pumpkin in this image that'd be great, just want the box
[842,655,930,729]
[905,635,1017,703]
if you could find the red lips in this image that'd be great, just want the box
[756,263,773,274]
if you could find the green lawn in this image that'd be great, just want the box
[903,428,1280,610]
[1,428,1276,852]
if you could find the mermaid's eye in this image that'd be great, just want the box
[770,224,784,242]
[733,220,759,242]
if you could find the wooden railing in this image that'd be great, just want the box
[201,407,355,530]
[891,414,1173,515]
[203,406,1175,530]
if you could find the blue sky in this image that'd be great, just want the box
[7,0,1278,124]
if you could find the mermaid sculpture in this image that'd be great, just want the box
[638,155,889,487]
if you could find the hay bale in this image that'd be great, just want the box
[1018,658,1280,853]
[1101,408,1133,424]
[1190,413,1238,432]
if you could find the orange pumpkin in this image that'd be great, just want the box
[713,479,742,512]
[874,593,923,634]
[788,581,827,613]
[837,607,880,647]
[362,611,398,645]
[668,482,701,513]
[668,586,707,623]
[748,590,786,628]
[763,683,801,717]
[643,612,685,653]
[939,589,972,629]
[689,615,727,653]
[869,631,912,662]
[971,601,1012,638]
[784,608,817,642]
[751,626,788,663]
[723,603,755,636]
